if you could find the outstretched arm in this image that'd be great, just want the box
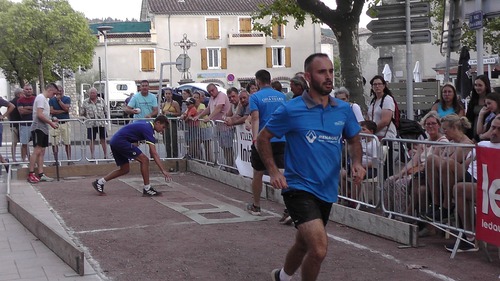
[148,143,172,182]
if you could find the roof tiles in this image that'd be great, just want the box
[147,0,275,15]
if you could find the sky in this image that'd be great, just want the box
[11,0,369,27]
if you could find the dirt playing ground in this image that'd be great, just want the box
[34,172,499,281]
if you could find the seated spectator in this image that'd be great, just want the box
[423,114,474,222]
[466,74,491,141]
[382,111,448,216]
[334,86,364,122]
[180,89,192,114]
[444,115,500,252]
[340,120,378,202]
[246,80,258,94]
[476,92,500,141]
[431,83,465,118]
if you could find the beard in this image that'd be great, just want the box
[309,78,332,96]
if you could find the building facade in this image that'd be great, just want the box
[90,0,322,91]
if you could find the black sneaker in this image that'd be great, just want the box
[143,187,162,197]
[422,207,448,222]
[271,268,281,281]
[445,239,478,253]
[92,180,105,194]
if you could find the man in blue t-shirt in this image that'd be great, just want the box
[246,69,286,216]
[258,54,365,281]
[49,85,72,164]
[125,80,158,120]
[92,116,172,197]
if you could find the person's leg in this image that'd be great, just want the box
[36,147,46,175]
[103,163,130,182]
[251,169,264,207]
[454,182,475,232]
[134,153,150,186]
[99,127,107,158]
[88,127,96,159]
[11,127,18,162]
[29,146,43,173]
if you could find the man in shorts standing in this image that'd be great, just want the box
[9,88,23,163]
[92,115,172,196]
[81,87,108,159]
[49,85,72,164]
[17,84,36,166]
[257,53,365,281]
[27,83,59,183]
[246,69,286,215]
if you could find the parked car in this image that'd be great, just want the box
[172,83,226,106]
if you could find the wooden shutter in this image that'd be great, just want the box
[221,48,227,69]
[201,48,208,70]
[239,18,252,33]
[266,48,272,68]
[141,49,154,71]
[285,47,291,68]
[272,24,278,39]
[206,18,220,39]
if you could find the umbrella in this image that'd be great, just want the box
[382,64,392,82]
[413,61,422,82]
[455,46,472,99]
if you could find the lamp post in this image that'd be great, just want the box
[97,25,113,124]
[155,46,172,86]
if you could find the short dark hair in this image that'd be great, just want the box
[271,81,282,92]
[360,120,377,134]
[227,87,238,95]
[141,80,149,85]
[304,53,329,72]
[255,69,271,84]
[46,82,58,90]
[155,115,169,126]
[246,80,257,92]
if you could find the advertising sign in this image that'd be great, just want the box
[234,125,270,182]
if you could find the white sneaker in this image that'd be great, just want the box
[39,174,54,182]
[21,164,28,168]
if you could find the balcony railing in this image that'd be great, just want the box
[227,33,266,45]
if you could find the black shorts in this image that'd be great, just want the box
[31,129,49,148]
[87,127,107,140]
[250,142,285,171]
[283,190,333,227]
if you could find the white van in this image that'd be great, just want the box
[92,80,137,118]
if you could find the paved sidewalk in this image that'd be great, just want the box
[0,171,102,281]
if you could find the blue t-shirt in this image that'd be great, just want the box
[110,121,156,147]
[249,86,286,142]
[436,103,455,118]
[127,92,158,119]
[265,92,361,203]
[49,96,71,120]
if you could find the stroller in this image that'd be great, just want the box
[396,118,427,162]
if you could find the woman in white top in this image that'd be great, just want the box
[367,75,397,139]
[383,111,448,215]
[334,87,364,123]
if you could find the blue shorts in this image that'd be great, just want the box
[110,142,143,166]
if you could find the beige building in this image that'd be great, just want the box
[91,0,321,91]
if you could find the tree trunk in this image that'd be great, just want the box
[38,59,45,92]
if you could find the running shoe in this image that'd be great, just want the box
[27,173,40,183]
[143,187,162,197]
[246,203,261,216]
[38,174,54,182]
[92,180,105,194]
[279,209,293,225]
[271,268,281,281]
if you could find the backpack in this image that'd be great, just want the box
[380,94,401,129]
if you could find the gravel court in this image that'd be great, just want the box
[33,172,499,281]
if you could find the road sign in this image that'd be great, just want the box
[469,58,497,65]
[176,54,191,72]
[367,2,430,19]
[469,10,483,30]
[366,16,430,33]
[367,30,431,48]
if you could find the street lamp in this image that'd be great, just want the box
[97,25,113,124]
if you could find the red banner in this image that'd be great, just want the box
[476,146,500,246]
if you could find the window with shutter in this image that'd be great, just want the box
[140,49,155,72]
[239,18,252,33]
[272,23,284,39]
[201,49,208,70]
[206,18,220,39]
[207,48,221,69]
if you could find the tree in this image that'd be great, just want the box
[253,0,369,106]
[0,0,96,89]
[428,0,500,54]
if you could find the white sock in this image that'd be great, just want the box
[280,268,292,281]
[98,178,106,185]
[144,184,151,190]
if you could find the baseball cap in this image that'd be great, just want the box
[184,97,195,105]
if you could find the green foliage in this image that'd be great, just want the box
[0,0,96,87]
[428,0,500,54]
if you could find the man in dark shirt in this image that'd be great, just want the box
[49,85,72,164]
[17,84,36,166]
[9,88,23,163]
